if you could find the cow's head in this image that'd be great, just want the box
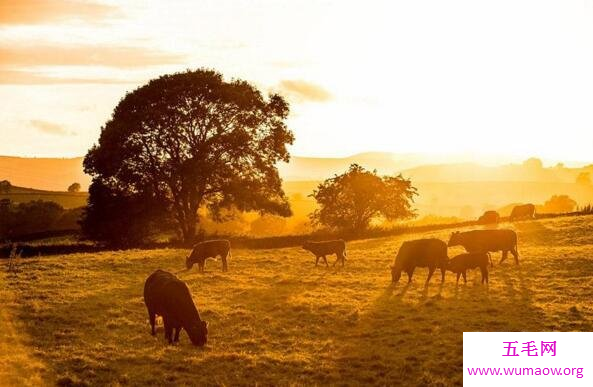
[448,231,462,247]
[187,320,208,347]
[390,265,401,283]
[185,255,193,270]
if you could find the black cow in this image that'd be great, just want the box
[391,238,448,285]
[143,270,208,346]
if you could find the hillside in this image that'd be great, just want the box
[2,215,593,385]
[0,185,88,209]
[0,156,90,192]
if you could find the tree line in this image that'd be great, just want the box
[81,69,417,246]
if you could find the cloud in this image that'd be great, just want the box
[30,120,75,136]
[277,80,332,102]
[0,44,184,68]
[0,70,135,85]
[0,0,117,25]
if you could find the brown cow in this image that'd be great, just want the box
[186,240,231,272]
[478,210,500,224]
[302,240,347,267]
[391,238,448,285]
[447,252,490,284]
[448,229,519,265]
[143,270,208,346]
[509,204,535,221]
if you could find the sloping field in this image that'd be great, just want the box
[1,216,593,385]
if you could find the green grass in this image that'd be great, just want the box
[2,216,593,385]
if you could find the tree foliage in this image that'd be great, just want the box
[67,182,81,192]
[309,164,417,232]
[0,180,11,194]
[83,69,293,243]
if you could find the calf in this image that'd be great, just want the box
[447,252,490,284]
[302,240,347,267]
[186,240,231,272]
[143,269,208,346]
[391,238,448,286]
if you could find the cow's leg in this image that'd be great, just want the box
[440,266,446,283]
[323,256,329,267]
[407,268,415,283]
[173,327,180,343]
[425,266,436,286]
[500,250,508,264]
[456,272,461,284]
[148,309,156,336]
[511,248,519,265]
[198,260,205,273]
[462,271,467,283]
[481,267,488,284]
[315,256,319,266]
[164,317,173,344]
[222,252,229,272]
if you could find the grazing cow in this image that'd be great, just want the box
[447,252,490,284]
[478,210,500,224]
[143,270,208,346]
[448,229,519,265]
[302,240,347,267]
[509,204,535,221]
[390,238,448,285]
[186,240,231,272]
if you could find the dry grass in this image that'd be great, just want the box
[2,216,593,386]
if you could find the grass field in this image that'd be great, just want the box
[2,216,593,386]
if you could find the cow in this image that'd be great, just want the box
[478,210,500,224]
[447,252,490,284]
[143,270,208,346]
[509,204,535,221]
[448,229,519,265]
[186,240,231,272]
[302,240,347,267]
[390,238,448,286]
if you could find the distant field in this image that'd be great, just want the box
[2,216,593,385]
[0,186,88,209]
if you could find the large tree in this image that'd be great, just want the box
[310,164,417,232]
[84,69,293,243]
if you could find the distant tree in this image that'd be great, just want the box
[250,215,287,236]
[523,157,543,170]
[0,180,11,194]
[83,69,293,244]
[67,182,81,192]
[0,200,64,239]
[541,195,577,214]
[310,164,417,232]
[576,172,591,186]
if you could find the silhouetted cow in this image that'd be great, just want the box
[509,204,535,221]
[302,240,347,267]
[186,240,231,272]
[478,210,500,224]
[391,238,448,285]
[447,252,490,284]
[143,270,208,346]
[448,229,519,265]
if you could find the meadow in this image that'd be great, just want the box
[2,215,593,386]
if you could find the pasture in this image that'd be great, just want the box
[2,216,593,386]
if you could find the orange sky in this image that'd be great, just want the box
[2,0,593,164]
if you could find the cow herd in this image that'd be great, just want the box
[144,226,521,346]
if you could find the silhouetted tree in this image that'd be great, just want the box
[84,69,293,243]
[81,180,169,246]
[310,164,417,232]
[541,195,576,214]
[0,200,63,239]
[0,180,11,194]
[67,182,81,192]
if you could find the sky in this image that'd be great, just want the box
[2,0,593,164]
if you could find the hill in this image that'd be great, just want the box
[0,185,87,209]
[2,215,592,384]
[0,156,90,192]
